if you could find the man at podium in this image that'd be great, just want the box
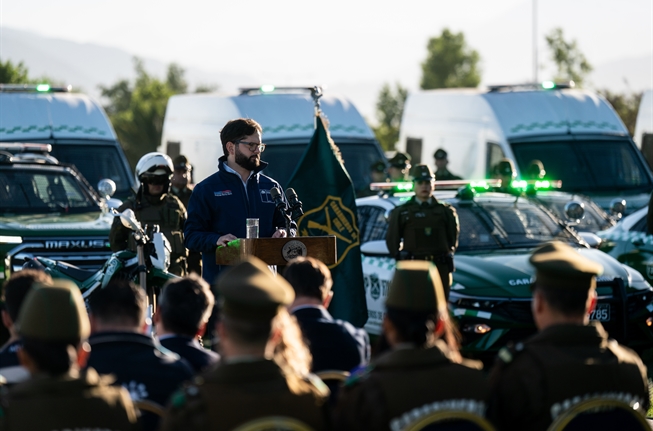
[184,118,289,285]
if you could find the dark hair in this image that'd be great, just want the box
[533,284,589,317]
[385,307,437,347]
[159,274,214,337]
[282,257,332,301]
[22,338,77,375]
[87,280,145,327]
[220,118,262,155]
[3,269,52,322]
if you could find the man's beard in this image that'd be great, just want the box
[235,146,260,171]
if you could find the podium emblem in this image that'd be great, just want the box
[282,240,308,262]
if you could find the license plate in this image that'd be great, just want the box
[590,303,610,322]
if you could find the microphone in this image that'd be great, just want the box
[270,187,287,212]
[286,188,303,221]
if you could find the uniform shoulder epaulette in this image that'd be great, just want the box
[343,365,374,387]
[497,341,525,365]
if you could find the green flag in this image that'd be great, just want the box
[286,115,367,327]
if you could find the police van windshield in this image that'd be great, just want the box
[261,142,384,194]
[511,139,652,193]
[0,168,100,215]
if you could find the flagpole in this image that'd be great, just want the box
[311,86,323,128]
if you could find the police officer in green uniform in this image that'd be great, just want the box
[433,148,462,181]
[487,241,650,431]
[170,155,202,275]
[335,260,489,431]
[0,280,139,431]
[492,158,517,193]
[110,152,188,276]
[160,256,330,431]
[358,160,389,197]
[386,164,459,298]
[387,152,411,181]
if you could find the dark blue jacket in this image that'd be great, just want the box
[292,306,370,373]
[184,156,287,284]
[85,331,194,431]
[159,335,220,374]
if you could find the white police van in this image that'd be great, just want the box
[397,83,653,215]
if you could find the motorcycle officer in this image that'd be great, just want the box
[110,152,188,276]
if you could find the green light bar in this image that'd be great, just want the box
[260,85,275,93]
[36,84,51,92]
[541,81,556,90]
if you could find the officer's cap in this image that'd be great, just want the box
[530,241,603,290]
[388,152,411,168]
[217,256,295,322]
[494,158,516,177]
[434,148,448,160]
[386,261,445,313]
[173,155,192,171]
[411,164,435,182]
[15,280,90,343]
[370,160,387,173]
[526,159,545,179]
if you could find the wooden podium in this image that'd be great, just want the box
[215,236,337,266]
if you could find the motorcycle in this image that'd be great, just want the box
[25,209,179,318]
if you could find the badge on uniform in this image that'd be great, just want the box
[424,227,432,236]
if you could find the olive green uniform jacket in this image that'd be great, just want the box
[171,185,202,275]
[386,196,459,296]
[160,358,331,431]
[334,340,488,431]
[0,368,139,431]
[487,322,650,431]
[110,192,188,276]
[434,169,462,181]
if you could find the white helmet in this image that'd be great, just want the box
[134,152,174,190]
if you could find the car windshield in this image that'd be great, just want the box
[261,141,384,194]
[531,195,614,232]
[511,139,652,193]
[0,167,100,215]
[357,196,579,251]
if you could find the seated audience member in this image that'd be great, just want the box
[155,274,220,373]
[0,269,52,384]
[0,280,138,431]
[487,241,650,431]
[86,279,194,431]
[160,257,330,431]
[335,261,488,431]
[284,256,370,373]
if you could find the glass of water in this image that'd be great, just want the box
[246,218,259,239]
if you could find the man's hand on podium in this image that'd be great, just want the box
[272,228,287,238]
[217,234,237,247]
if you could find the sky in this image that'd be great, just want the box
[1,0,652,121]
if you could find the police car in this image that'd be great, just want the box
[0,143,119,286]
[358,183,653,364]
[597,206,653,284]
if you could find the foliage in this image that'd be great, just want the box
[194,84,219,93]
[598,89,643,136]
[100,58,188,168]
[0,59,30,83]
[545,28,593,87]
[372,83,408,151]
[420,29,481,90]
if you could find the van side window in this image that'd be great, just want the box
[641,133,653,171]
[486,142,505,177]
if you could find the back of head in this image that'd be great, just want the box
[3,269,53,322]
[386,261,458,351]
[16,280,90,375]
[88,280,146,330]
[529,241,603,316]
[217,256,294,345]
[220,118,262,155]
[159,274,214,337]
[283,257,332,302]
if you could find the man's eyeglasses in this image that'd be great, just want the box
[235,140,266,153]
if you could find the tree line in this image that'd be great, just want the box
[0,27,645,163]
[373,27,643,151]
